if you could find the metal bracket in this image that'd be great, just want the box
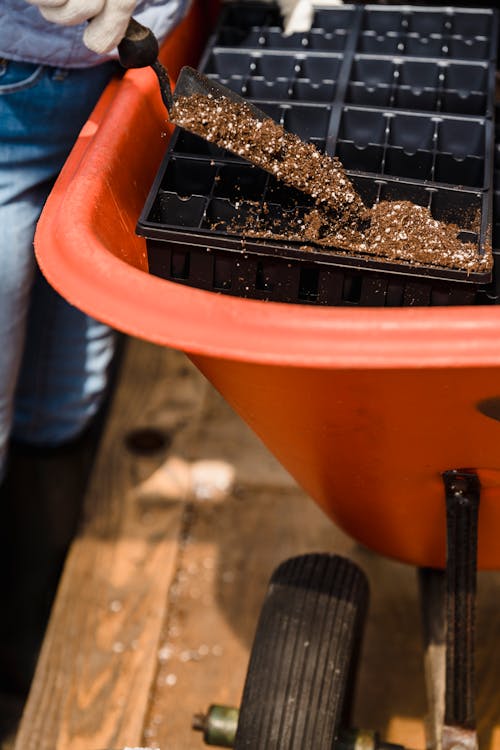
[421,470,480,750]
[442,469,480,750]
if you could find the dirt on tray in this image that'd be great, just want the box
[233,200,488,274]
[171,93,492,275]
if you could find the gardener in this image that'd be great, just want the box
[0,0,323,505]
[0,0,322,695]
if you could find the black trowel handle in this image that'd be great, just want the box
[118,17,159,69]
[117,17,174,114]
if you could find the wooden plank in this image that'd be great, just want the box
[14,339,206,750]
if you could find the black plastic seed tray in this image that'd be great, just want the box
[137,2,498,307]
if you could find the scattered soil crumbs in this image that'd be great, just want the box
[235,201,488,273]
[170,93,491,275]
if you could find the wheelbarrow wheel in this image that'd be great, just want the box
[234,553,369,750]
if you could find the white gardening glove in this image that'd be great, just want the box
[25,0,136,54]
[276,0,343,36]
[277,0,312,35]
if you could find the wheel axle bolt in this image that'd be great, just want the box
[192,705,239,747]
[192,712,208,732]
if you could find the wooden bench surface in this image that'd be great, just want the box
[14,338,500,749]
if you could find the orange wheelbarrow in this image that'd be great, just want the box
[33,3,500,749]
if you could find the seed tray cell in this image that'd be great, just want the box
[169,130,226,159]
[493,131,500,257]
[216,4,281,29]
[208,74,338,104]
[357,31,490,61]
[205,50,343,83]
[212,6,357,46]
[494,191,500,249]
[138,2,498,308]
[336,107,490,189]
[313,8,357,32]
[362,7,492,39]
[359,7,494,59]
[347,57,491,116]
[214,27,351,52]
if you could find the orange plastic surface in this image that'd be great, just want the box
[35,0,500,570]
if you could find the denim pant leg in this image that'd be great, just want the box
[12,268,118,448]
[0,60,119,480]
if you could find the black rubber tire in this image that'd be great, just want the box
[234,553,369,750]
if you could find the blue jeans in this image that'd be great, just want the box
[0,60,120,481]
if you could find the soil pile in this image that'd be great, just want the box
[236,201,487,273]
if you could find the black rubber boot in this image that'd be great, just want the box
[0,335,124,705]
[0,424,99,695]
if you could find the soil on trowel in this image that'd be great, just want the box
[171,93,366,221]
[171,93,491,275]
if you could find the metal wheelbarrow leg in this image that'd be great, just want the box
[420,471,480,750]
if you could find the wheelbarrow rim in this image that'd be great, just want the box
[35,65,500,372]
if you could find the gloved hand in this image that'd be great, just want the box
[276,0,343,36]
[25,0,136,54]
